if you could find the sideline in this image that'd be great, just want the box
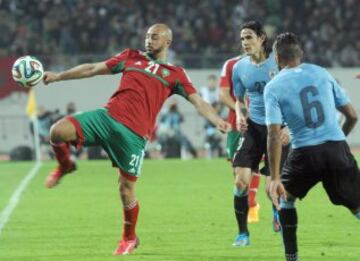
[0,161,42,235]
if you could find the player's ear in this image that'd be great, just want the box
[275,55,285,70]
[274,53,280,65]
[166,39,172,47]
[259,33,266,44]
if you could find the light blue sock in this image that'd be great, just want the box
[233,186,248,197]
[355,212,360,220]
[280,198,296,209]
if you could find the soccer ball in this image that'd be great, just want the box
[11,56,44,88]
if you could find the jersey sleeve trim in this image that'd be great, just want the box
[109,61,125,74]
[172,80,194,99]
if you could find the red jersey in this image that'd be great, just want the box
[219,55,242,130]
[105,49,197,138]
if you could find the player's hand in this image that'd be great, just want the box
[43,71,61,85]
[236,115,248,133]
[280,127,289,145]
[217,120,232,133]
[269,179,287,210]
[356,74,360,79]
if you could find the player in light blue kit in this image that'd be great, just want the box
[265,32,360,261]
[231,21,289,247]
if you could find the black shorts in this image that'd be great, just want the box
[233,119,267,172]
[281,141,360,210]
[232,119,289,176]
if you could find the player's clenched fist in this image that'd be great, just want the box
[217,120,232,133]
[43,71,60,85]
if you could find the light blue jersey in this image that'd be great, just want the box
[265,63,350,149]
[232,53,278,125]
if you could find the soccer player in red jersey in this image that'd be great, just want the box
[42,23,231,255]
[219,56,262,240]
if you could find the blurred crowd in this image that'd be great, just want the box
[0,0,359,68]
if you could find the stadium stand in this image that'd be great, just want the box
[0,0,358,68]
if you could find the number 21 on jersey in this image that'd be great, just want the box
[145,61,160,75]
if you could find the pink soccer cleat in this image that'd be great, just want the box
[45,162,76,188]
[113,237,140,255]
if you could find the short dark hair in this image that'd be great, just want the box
[273,32,303,63]
[241,20,271,56]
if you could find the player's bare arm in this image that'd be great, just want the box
[219,87,236,111]
[235,97,248,133]
[188,93,231,133]
[338,103,358,136]
[267,124,286,209]
[43,62,111,85]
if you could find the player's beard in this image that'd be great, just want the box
[146,45,165,58]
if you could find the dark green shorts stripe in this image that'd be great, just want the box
[226,129,243,161]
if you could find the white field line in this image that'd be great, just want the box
[0,161,42,235]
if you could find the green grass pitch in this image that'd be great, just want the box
[0,158,359,260]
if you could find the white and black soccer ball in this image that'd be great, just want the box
[11,56,44,88]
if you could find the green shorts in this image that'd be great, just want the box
[226,129,243,162]
[68,108,146,178]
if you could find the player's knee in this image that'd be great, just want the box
[234,168,250,188]
[235,179,248,190]
[235,172,249,187]
[49,119,74,143]
[234,177,249,197]
[50,123,63,143]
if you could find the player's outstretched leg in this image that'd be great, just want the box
[45,119,77,188]
[279,199,298,261]
[113,170,140,255]
[248,172,261,223]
